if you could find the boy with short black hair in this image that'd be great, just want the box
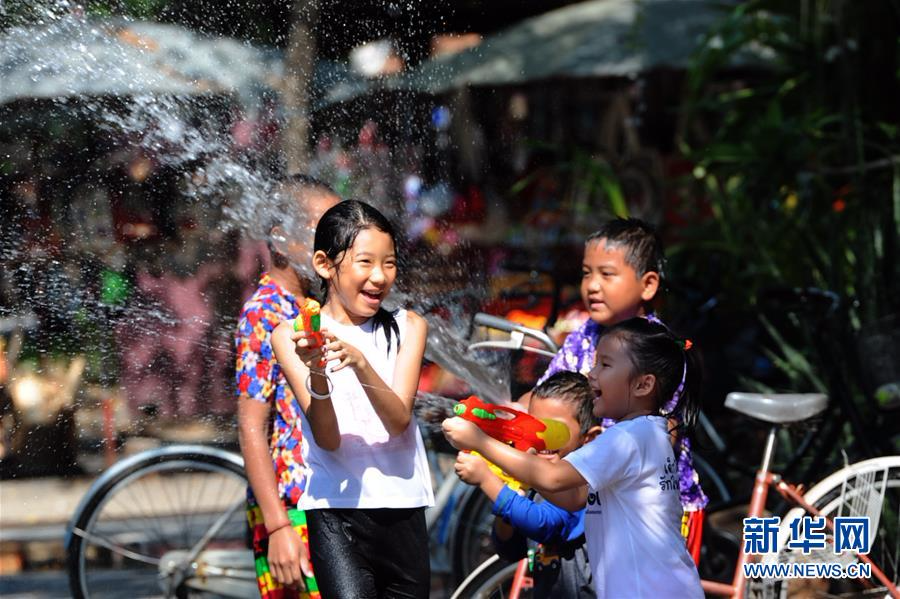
[454,371,601,598]
[532,217,707,552]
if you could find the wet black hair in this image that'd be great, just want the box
[531,371,595,436]
[586,218,666,281]
[314,200,400,352]
[603,317,701,436]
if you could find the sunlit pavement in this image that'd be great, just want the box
[0,475,453,597]
[0,477,94,543]
[1,568,452,598]
[1,570,189,598]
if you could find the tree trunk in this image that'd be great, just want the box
[282,0,318,174]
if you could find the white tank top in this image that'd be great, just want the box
[298,308,435,509]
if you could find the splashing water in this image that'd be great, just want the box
[413,391,459,436]
[1,0,512,447]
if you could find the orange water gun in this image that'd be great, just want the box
[453,395,570,491]
[293,298,324,347]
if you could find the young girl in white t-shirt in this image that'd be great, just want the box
[443,317,703,599]
[272,200,433,598]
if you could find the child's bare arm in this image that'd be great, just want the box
[443,417,587,494]
[540,486,588,512]
[238,400,313,583]
[347,311,427,435]
[532,453,589,512]
[238,399,289,530]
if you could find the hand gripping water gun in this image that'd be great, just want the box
[453,395,570,491]
[293,298,324,347]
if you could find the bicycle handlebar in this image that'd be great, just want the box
[469,313,559,356]
[473,313,524,334]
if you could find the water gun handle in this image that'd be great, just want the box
[453,395,569,492]
[472,451,528,492]
[293,298,323,348]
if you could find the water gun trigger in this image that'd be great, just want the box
[472,450,528,492]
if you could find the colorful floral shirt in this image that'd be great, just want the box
[235,274,305,507]
[537,315,709,511]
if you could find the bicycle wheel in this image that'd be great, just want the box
[66,445,250,599]
[757,456,900,598]
[451,554,532,599]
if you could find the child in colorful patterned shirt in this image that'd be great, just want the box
[235,175,339,598]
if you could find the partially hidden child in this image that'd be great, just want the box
[454,371,601,598]
[534,218,707,534]
[235,175,339,598]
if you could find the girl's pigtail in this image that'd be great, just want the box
[668,341,703,437]
[373,307,400,356]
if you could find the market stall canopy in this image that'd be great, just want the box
[312,59,374,109]
[0,15,285,105]
[393,0,744,93]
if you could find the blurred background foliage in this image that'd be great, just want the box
[672,0,900,451]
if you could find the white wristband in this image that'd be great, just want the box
[305,374,333,400]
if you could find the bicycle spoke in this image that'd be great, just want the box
[71,526,161,566]
[185,497,246,562]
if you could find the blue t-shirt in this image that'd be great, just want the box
[491,486,595,599]
[492,485,584,544]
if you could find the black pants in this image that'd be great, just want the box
[307,507,430,599]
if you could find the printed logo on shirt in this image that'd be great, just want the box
[586,490,602,515]
[658,456,678,492]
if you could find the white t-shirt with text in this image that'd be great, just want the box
[565,416,702,599]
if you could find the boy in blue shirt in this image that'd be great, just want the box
[453,371,601,598]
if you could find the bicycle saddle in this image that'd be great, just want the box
[725,392,828,424]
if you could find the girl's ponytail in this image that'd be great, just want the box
[668,340,702,438]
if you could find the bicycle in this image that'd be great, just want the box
[450,390,900,599]
[702,391,899,598]
[65,444,252,597]
[65,434,498,598]
[674,286,900,586]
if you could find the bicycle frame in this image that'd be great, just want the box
[701,425,900,598]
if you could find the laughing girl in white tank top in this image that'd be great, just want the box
[272,200,433,598]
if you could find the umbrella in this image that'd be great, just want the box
[0,15,282,105]
[394,0,740,93]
